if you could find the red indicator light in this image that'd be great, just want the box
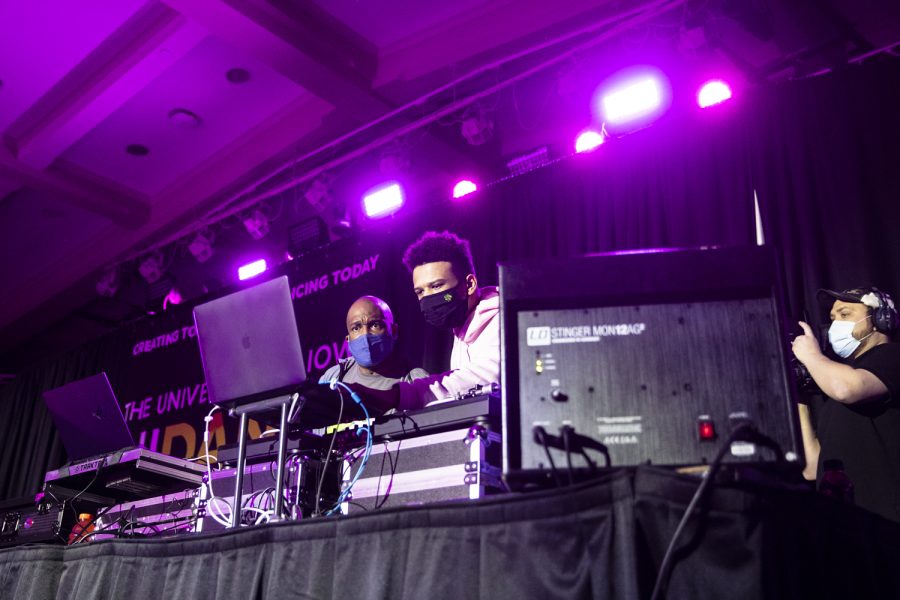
[698,420,716,441]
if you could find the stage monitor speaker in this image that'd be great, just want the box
[499,246,803,483]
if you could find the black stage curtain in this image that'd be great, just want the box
[2,468,900,600]
[2,60,899,499]
[744,60,900,324]
[0,342,105,499]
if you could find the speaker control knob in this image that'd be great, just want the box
[550,389,568,402]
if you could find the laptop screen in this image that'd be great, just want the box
[42,372,135,461]
[193,276,307,409]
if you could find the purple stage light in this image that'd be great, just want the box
[363,182,404,218]
[575,130,604,153]
[697,80,732,108]
[601,76,662,124]
[238,259,267,281]
[452,179,477,198]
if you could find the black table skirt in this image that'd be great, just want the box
[1,467,898,600]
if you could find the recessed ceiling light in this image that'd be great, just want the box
[168,108,201,128]
[226,68,251,84]
[126,144,149,156]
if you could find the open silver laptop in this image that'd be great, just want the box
[193,275,307,411]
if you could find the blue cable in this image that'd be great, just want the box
[321,381,373,515]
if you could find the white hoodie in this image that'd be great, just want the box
[398,286,500,410]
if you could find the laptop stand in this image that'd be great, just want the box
[228,393,304,527]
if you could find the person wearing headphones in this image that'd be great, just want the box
[792,286,900,521]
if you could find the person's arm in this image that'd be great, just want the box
[796,403,820,481]
[791,321,888,404]
[397,315,500,410]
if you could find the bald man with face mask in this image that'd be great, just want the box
[319,296,428,412]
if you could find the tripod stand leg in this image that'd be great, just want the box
[273,401,289,520]
[230,412,249,529]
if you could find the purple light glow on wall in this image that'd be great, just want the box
[697,80,732,108]
[574,130,604,153]
[601,76,662,124]
[452,179,478,198]
[363,182,404,218]
[238,259,267,281]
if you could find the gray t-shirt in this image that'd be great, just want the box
[319,358,428,390]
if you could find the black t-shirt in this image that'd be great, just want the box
[815,342,900,521]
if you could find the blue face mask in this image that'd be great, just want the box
[348,333,395,368]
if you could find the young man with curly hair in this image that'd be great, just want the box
[343,231,500,413]
[396,230,500,409]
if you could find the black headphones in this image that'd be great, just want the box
[867,287,899,335]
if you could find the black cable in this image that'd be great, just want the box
[89,515,128,539]
[314,387,345,517]
[372,442,388,510]
[533,426,562,487]
[562,427,575,485]
[579,448,598,471]
[94,510,193,539]
[649,423,756,600]
[92,501,188,540]
[374,440,400,510]
[598,445,612,468]
[69,461,105,505]
[154,517,199,536]
[65,457,107,522]
[123,521,161,536]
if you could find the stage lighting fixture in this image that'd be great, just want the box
[506,146,550,177]
[363,182,404,218]
[238,259,267,281]
[601,77,662,124]
[162,287,183,310]
[188,230,214,263]
[329,201,355,238]
[304,177,331,211]
[146,274,176,306]
[96,268,120,297]
[138,252,165,284]
[461,108,494,146]
[242,209,269,240]
[697,80,732,108]
[452,180,478,199]
[574,130,604,153]
[288,216,329,258]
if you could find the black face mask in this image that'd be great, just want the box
[420,284,469,330]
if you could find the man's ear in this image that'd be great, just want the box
[465,273,478,296]
[391,323,399,337]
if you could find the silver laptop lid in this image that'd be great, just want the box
[193,276,306,409]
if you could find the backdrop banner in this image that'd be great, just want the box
[103,237,394,460]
